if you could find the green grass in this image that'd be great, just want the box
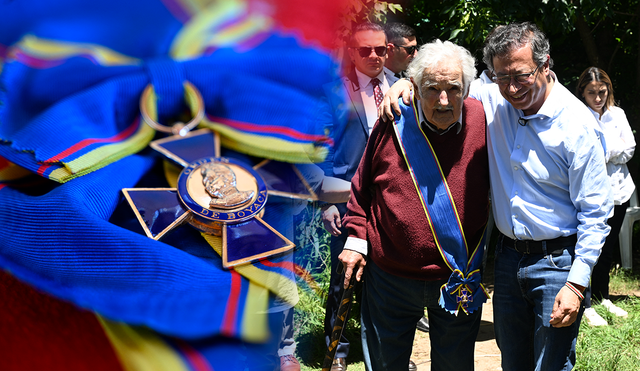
[575,267,640,370]
[293,204,366,371]
[293,208,640,370]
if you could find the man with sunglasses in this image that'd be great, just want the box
[381,22,612,371]
[383,22,418,79]
[319,22,399,371]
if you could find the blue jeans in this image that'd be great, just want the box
[361,260,481,371]
[493,236,584,371]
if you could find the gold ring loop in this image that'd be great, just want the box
[139,81,205,136]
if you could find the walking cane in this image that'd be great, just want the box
[321,265,358,371]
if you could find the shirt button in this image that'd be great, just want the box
[517,145,521,149]
[514,215,518,219]
[514,166,518,170]
[515,191,518,195]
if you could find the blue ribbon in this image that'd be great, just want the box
[0,0,337,176]
[0,0,336,339]
[393,99,488,314]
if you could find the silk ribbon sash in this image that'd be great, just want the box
[392,99,488,314]
[0,0,336,183]
[0,0,344,344]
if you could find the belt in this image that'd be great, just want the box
[500,233,577,255]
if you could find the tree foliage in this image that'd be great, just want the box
[337,0,404,43]
[390,1,640,122]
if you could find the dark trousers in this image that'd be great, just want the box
[361,260,481,371]
[585,201,629,305]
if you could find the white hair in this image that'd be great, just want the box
[406,39,476,97]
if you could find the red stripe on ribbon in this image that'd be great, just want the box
[220,270,242,337]
[36,163,53,177]
[36,117,141,176]
[258,258,295,273]
[207,115,334,146]
[173,339,215,371]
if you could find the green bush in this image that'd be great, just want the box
[293,203,364,369]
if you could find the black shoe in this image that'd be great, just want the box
[416,316,429,333]
[408,360,417,371]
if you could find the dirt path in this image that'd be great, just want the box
[410,295,502,371]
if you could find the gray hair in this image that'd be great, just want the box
[406,39,476,97]
[349,22,387,46]
[482,22,553,71]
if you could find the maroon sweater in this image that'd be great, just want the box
[344,97,489,281]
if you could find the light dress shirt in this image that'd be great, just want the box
[468,69,493,96]
[354,68,390,133]
[469,74,613,287]
[588,105,636,205]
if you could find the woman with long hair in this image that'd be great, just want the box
[576,67,636,325]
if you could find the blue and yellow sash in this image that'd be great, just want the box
[392,99,488,314]
[0,0,341,351]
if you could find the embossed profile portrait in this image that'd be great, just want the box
[200,162,255,208]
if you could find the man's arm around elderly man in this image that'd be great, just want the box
[380,22,613,371]
[339,39,490,371]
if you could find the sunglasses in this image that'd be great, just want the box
[393,44,418,55]
[353,46,387,58]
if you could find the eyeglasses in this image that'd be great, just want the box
[352,46,387,58]
[492,64,542,86]
[393,44,418,55]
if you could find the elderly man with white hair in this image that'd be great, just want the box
[338,39,490,371]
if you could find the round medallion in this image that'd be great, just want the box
[177,157,268,233]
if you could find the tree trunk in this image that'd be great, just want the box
[575,10,602,68]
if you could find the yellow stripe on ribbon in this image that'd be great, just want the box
[201,232,298,343]
[201,232,299,307]
[241,281,269,342]
[170,0,272,59]
[48,123,155,183]
[201,119,328,164]
[97,316,191,371]
[12,34,141,66]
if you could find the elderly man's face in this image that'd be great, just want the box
[418,60,465,130]
[492,44,550,116]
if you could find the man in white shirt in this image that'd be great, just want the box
[319,22,399,371]
[380,22,612,371]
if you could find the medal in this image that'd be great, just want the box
[123,83,319,268]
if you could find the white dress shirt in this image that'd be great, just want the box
[470,74,613,287]
[588,105,636,204]
[354,68,390,133]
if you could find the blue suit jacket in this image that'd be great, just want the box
[321,68,399,182]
